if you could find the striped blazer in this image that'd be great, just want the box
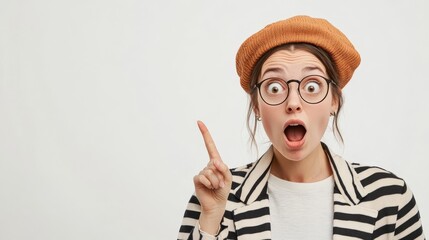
[178,143,425,239]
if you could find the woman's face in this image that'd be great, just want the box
[256,48,337,162]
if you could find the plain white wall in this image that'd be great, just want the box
[1,0,428,239]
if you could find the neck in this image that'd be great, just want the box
[270,144,332,183]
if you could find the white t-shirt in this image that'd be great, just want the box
[267,174,334,240]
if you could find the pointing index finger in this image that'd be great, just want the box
[197,120,221,160]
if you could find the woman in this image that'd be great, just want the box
[178,15,424,240]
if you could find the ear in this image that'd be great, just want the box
[330,104,337,115]
[251,93,260,117]
[330,93,339,115]
[253,105,260,117]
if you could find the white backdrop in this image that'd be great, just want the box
[1,0,428,239]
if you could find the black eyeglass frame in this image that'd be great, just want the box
[253,75,338,106]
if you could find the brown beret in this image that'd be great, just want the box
[236,15,361,93]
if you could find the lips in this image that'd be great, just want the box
[284,121,307,142]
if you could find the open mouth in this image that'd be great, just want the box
[284,124,307,142]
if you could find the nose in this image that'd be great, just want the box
[285,84,302,114]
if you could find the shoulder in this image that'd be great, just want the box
[345,162,424,239]
[350,162,408,199]
[351,162,405,187]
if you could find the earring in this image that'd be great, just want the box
[330,112,335,116]
[257,116,262,121]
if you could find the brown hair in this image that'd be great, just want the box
[246,43,344,150]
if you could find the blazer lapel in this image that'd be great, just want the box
[232,146,273,204]
[332,203,378,240]
[233,199,272,240]
[231,146,273,239]
[323,143,378,239]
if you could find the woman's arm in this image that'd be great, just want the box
[394,182,425,239]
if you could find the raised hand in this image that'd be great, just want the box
[193,121,232,235]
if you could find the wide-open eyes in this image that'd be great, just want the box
[255,75,332,105]
[300,76,324,94]
[265,79,287,95]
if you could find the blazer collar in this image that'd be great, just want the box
[232,143,367,206]
[232,145,273,204]
[322,142,367,205]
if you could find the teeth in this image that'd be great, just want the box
[289,124,299,126]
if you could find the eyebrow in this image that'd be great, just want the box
[261,66,325,79]
[261,67,285,77]
[302,65,325,74]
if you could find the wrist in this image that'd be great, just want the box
[199,212,223,235]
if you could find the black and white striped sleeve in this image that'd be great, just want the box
[394,182,425,239]
[177,195,230,240]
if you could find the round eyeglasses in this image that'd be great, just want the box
[254,75,337,105]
